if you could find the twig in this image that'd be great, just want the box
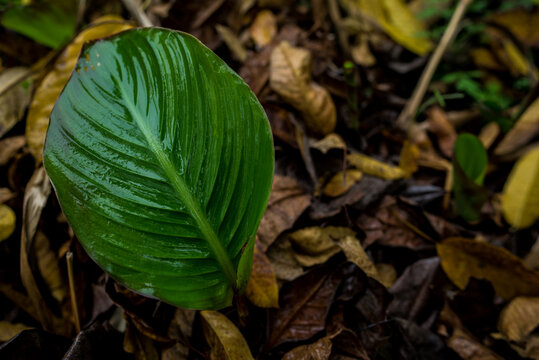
[396,0,473,131]
[120,0,153,27]
[67,251,81,333]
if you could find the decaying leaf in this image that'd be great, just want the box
[34,231,66,303]
[490,7,539,48]
[310,133,346,154]
[323,170,363,197]
[0,204,16,242]
[478,122,500,150]
[340,0,434,55]
[437,237,539,300]
[426,107,456,158]
[288,226,354,267]
[266,236,305,282]
[0,136,26,166]
[26,16,134,162]
[375,263,397,288]
[246,240,279,308]
[495,98,539,156]
[0,321,33,342]
[200,310,254,360]
[282,336,333,360]
[501,148,539,228]
[249,10,277,47]
[257,175,311,251]
[270,41,336,135]
[347,153,406,180]
[0,67,32,138]
[498,297,539,343]
[399,140,419,178]
[336,235,380,282]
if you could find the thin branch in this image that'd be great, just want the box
[397,0,473,131]
[120,0,153,27]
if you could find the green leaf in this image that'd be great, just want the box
[452,133,488,221]
[43,28,274,309]
[1,0,77,48]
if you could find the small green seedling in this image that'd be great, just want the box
[43,28,274,310]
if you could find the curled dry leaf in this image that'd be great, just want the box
[0,204,16,241]
[200,310,254,360]
[437,237,539,300]
[249,10,277,47]
[310,133,346,154]
[0,67,32,138]
[0,136,26,166]
[282,336,333,360]
[426,107,456,158]
[336,235,380,282]
[399,140,419,178]
[495,98,539,156]
[288,226,354,267]
[26,16,134,163]
[347,153,406,180]
[323,170,363,197]
[257,175,311,251]
[245,240,279,308]
[266,236,305,282]
[270,41,336,135]
[501,148,539,228]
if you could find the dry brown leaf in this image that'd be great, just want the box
[249,10,277,47]
[490,7,539,48]
[437,237,539,300]
[323,170,363,197]
[246,240,279,308]
[0,321,33,342]
[266,236,305,282]
[448,327,503,360]
[257,175,311,251]
[351,34,376,66]
[0,188,16,204]
[163,308,196,360]
[0,136,25,166]
[270,41,336,135]
[427,106,456,157]
[0,204,16,241]
[0,67,32,138]
[34,231,66,303]
[347,153,406,180]
[478,122,500,150]
[471,48,505,71]
[282,336,332,360]
[399,140,419,178]
[498,297,539,343]
[336,235,380,282]
[200,311,253,360]
[288,226,354,267]
[501,148,539,229]
[495,98,539,156]
[26,17,134,163]
[310,133,346,154]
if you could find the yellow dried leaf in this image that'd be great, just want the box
[323,170,363,197]
[375,263,397,288]
[289,226,355,267]
[336,235,380,282]
[270,41,336,135]
[200,311,254,360]
[501,148,539,228]
[0,321,33,342]
[249,10,277,47]
[495,98,539,156]
[310,133,346,154]
[26,17,134,162]
[437,237,539,300]
[246,241,279,308]
[399,140,419,178]
[490,7,539,48]
[341,0,433,55]
[351,34,376,66]
[347,153,406,180]
[0,204,16,241]
[498,297,539,343]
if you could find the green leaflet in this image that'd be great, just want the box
[43,28,274,309]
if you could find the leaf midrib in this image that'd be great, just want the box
[116,80,237,287]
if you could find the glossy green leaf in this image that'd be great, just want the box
[452,133,488,222]
[43,28,274,309]
[1,0,76,48]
